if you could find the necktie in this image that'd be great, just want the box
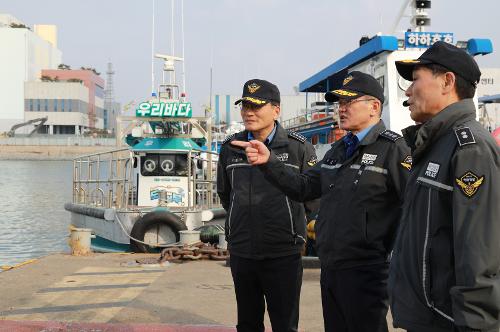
[344,133,359,159]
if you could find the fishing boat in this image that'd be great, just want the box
[65,54,225,253]
[284,0,493,157]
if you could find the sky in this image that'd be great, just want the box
[2,0,500,114]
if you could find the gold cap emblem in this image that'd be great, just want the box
[343,75,353,86]
[247,83,260,94]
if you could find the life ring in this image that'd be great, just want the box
[130,211,187,253]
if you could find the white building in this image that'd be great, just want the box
[0,14,62,133]
[477,68,500,131]
[24,81,91,135]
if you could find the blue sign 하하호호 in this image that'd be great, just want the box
[405,32,454,48]
[136,102,192,118]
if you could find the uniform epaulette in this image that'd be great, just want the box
[379,129,403,142]
[287,130,307,143]
[454,127,476,147]
[222,133,236,145]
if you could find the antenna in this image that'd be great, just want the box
[151,0,156,96]
[181,0,186,95]
[154,53,184,100]
[171,0,175,63]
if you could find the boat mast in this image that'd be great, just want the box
[171,0,175,85]
[151,0,156,96]
[181,0,186,97]
[390,0,431,35]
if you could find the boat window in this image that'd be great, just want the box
[141,154,159,176]
[175,154,188,176]
[141,153,189,176]
[159,154,176,175]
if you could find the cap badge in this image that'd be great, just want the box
[247,83,260,94]
[343,75,353,86]
[455,171,484,198]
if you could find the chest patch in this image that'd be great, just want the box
[231,157,244,163]
[276,153,289,162]
[455,171,484,198]
[361,153,377,165]
[424,162,440,178]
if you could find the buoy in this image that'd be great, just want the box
[218,233,227,250]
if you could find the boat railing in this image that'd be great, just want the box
[188,150,221,210]
[72,148,134,209]
[282,106,338,130]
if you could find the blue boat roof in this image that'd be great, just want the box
[299,36,399,93]
[299,36,493,93]
[478,94,500,103]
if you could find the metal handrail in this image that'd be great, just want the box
[72,148,134,209]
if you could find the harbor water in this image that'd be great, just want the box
[0,160,72,267]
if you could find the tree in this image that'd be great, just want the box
[80,66,101,76]
[58,63,71,70]
[41,75,53,82]
[10,23,31,30]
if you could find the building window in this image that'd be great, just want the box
[61,99,65,112]
[30,99,33,112]
[68,99,72,112]
[54,99,57,112]
[44,99,48,112]
[37,100,40,112]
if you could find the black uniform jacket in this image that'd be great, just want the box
[259,120,410,269]
[217,122,317,259]
[389,99,500,332]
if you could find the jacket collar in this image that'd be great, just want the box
[402,99,476,162]
[358,120,387,146]
[232,121,289,152]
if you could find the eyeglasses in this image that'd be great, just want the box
[338,98,376,108]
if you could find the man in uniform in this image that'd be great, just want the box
[232,72,410,332]
[217,79,317,332]
[389,41,500,332]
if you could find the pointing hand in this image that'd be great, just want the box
[231,140,270,165]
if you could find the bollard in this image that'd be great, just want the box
[69,228,94,255]
[179,230,201,245]
[218,232,227,250]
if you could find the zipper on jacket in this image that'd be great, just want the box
[285,197,304,244]
[227,169,236,237]
[421,187,455,323]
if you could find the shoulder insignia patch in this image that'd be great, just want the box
[379,129,403,142]
[455,171,484,198]
[222,133,236,145]
[288,130,306,143]
[454,127,476,147]
[400,155,412,170]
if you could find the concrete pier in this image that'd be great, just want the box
[0,253,404,331]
